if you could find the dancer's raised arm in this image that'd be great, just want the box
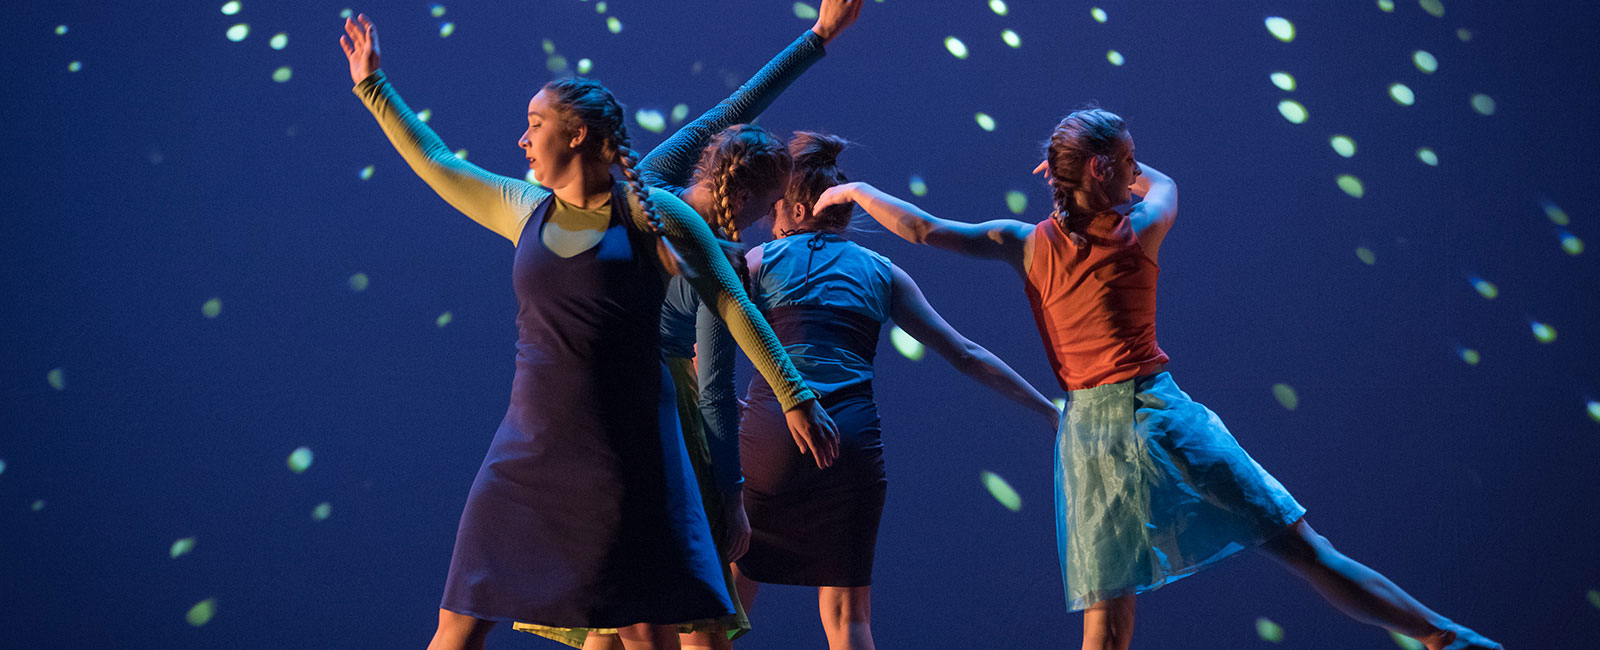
[887,264,1059,429]
[642,189,841,466]
[1127,162,1178,262]
[639,0,861,187]
[814,182,1035,274]
[343,14,545,244]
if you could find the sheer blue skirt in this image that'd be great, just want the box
[1054,372,1305,610]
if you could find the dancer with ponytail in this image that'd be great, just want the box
[814,108,1502,650]
[736,133,1059,650]
[339,14,837,650]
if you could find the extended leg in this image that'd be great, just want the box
[1258,519,1501,650]
[427,609,496,650]
[1080,594,1135,650]
[817,586,873,650]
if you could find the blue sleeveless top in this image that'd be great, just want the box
[751,233,893,395]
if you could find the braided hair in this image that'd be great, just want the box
[542,77,686,274]
[690,124,793,243]
[783,131,854,233]
[1045,108,1127,245]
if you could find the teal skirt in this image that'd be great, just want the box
[1055,372,1305,610]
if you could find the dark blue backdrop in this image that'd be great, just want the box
[4,1,1596,648]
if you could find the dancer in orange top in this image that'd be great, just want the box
[815,108,1501,650]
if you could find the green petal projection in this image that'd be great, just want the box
[186,598,216,626]
[945,37,969,60]
[1264,17,1295,43]
[1278,100,1308,124]
[1255,617,1284,642]
[1272,383,1299,411]
[890,326,925,361]
[1336,174,1364,198]
[1006,191,1027,214]
[981,471,1022,511]
[287,446,314,473]
[1390,630,1425,649]
[1530,321,1556,343]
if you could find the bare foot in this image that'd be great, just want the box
[1422,624,1503,650]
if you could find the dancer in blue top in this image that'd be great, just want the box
[734,133,1060,650]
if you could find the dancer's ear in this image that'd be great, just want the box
[566,124,588,150]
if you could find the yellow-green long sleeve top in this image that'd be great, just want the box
[353,70,816,409]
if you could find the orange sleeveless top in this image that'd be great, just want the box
[1024,212,1169,391]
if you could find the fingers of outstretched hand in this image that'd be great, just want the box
[1033,159,1048,175]
[340,34,354,56]
[359,13,378,46]
[343,17,363,44]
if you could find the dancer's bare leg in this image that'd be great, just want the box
[1080,594,1134,650]
[732,564,761,617]
[680,626,731,650]
[1257,519,1502,650]
[616,623,683,650]
[818,586,873,650]
[427,609,495,650]
[583,632,625,650]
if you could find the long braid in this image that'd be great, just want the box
[689,124,791,291]
[615,142,688,276]
[708,153,743,243]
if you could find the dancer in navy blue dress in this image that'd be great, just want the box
[533,3,864,648]
[340,14,836,650]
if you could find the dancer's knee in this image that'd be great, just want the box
[1262,519,1340,568]
[819,586,872,639]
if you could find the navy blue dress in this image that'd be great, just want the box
[440,185,731,628]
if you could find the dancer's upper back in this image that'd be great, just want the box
[1025,212,1168,392]
[751,233,892,395]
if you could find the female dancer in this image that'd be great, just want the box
[735,133,1061,650]
[520,3,864,648]
[813,109,1502,650]
[338,14,837,650]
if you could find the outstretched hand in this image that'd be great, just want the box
[811,0,864,44]
[1032,159,1049,176]
[785,398,840,469]
[339,13,381,85]
[812,182,861,216]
